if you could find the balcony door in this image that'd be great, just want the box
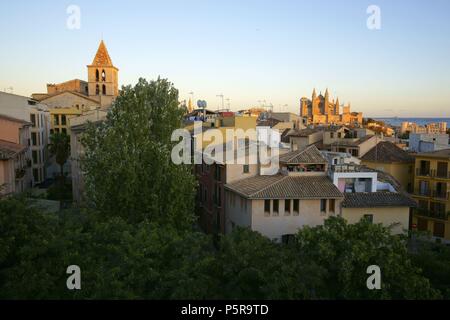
[437,162,448,178]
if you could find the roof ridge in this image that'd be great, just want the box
[249,175,289,198]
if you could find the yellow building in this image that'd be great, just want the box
[192,114,258,150]
[412,149,450,242]
[49,107,82,135]
[361,141,415,192]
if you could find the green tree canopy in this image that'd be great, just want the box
[81,78,196,228]
[293,216,440,299]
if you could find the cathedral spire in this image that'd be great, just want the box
[91,40,114,67]
[312,88,317,99]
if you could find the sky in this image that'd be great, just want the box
[0,0,449,117]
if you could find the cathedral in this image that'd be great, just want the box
[300,88,362,126]
[32,40,119,110]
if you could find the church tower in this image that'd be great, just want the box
[87,40,119,107]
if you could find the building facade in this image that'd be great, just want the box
[412,149,450,242]
[0,92,50,184]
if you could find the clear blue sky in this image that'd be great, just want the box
[1,0,449,117]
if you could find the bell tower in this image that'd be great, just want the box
[87,40,119,107]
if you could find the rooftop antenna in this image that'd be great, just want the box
[216,94,224,111]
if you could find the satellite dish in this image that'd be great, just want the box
[197,100,207,109]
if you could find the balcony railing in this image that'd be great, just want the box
[416,168,431,177]
[435,171,450,179]
[416,168,450,179]
[432,190,449,200]
[414,208,449,221]
[414,189,431,197]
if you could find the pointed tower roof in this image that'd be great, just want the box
[312,88,317,97]
[325,88,329,97]
[91,40,114,67]
[335,97,340,106]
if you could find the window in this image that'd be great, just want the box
[264,200,270,215]
[61,115,67,126]
[54,115,59,125]
[364,214,374,223]
[31,132,37,146]
[95,69,99,82]
[32,150,38,164]
[293,199,299,215]
[243,164,249,173]
[351,149,359,157]
[273,199,279,215]
[433,222,445,238]
[320,199,327,213]
[101,70,106,81]
[33,168,39,182]
[96,84,100,95]
[284,199,291,215]
[30,114,36,127]
[330,132,334,138]
[102,84,106,95]
[329,199,335,213]
[62,128,67,135]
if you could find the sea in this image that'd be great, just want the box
[374,117,450,128]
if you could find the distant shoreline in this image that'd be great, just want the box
[372,117,450,127]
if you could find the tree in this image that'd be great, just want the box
[293,216,440,299]
[213,227,326,299]
[48,132,70,179]
[410,240,450,299]
[81,78,197,228]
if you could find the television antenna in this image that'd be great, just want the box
[216,94,224,111]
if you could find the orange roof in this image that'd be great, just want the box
[90,40,114,67]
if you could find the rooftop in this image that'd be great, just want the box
[416,148,450,159]
[0,139,27,160]
[361,141,414,163]
[330,135,375,147]
[287,127,322,137]
[279,145,327,164]
[225,175,343,199]
[342,192,417,208]
[0,114,31,126]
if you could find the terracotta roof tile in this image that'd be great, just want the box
[225,174,343,199]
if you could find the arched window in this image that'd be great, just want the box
[101,70,106,81]
[102,85,106,95]
[95,69,99,82]
[95,84,99,95]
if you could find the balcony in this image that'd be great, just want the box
[414,189,431,197]
[435,171,450,179]
[414,208,449,221]
[416,168,450,179]
[432,190,449,200]
[416,168,431,177]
